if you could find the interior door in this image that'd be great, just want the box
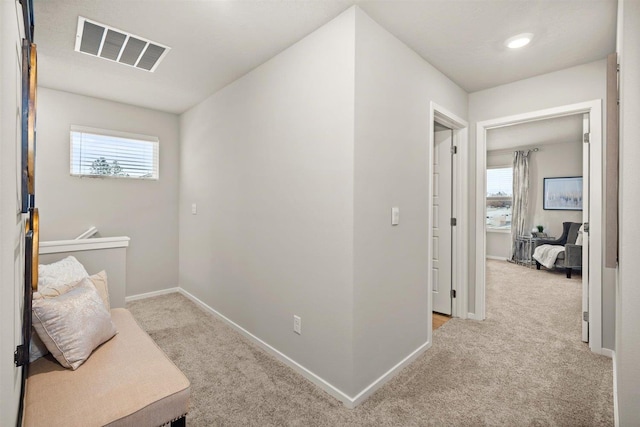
[432,127,452,315]
[582,113,590,342]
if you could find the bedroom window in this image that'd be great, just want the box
[486,167,513,230]
[70,126,159,180]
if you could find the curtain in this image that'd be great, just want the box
[511,151,530,261]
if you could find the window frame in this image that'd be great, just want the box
[486,165,513,232]
[69,125,160,180]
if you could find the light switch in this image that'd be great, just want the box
[391,207,400,225]
[191,203,197,215]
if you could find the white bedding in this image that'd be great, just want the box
[533,244,565,269]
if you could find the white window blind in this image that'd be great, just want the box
[70,126,159,180]
[486,167,513,230]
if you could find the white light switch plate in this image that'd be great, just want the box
[391,207,400,225]
[191,203,197,215]
[293,315,301,335]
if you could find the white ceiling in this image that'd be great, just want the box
[487,114,584,151]
[33,0,617,114]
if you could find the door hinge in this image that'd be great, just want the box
[583,133,590,143]
[584,222,589,233]
[583,311,589,322]
[14,344,27,367]
[451,289,457,298]
[450,217,457,226]
[450,145,458,155]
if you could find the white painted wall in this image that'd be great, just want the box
[179,6,468,399]
[35,88,180,297]
[616,0,640,423]
[469,60,616,350]
[0,1,25,423]
[179,8,356,395]
[486,140,583,259]
[352,8,467,393]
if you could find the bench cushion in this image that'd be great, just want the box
[24,308,190,427]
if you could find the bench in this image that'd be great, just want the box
[23,308,190,426]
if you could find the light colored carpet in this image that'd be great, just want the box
[127,260,613,426]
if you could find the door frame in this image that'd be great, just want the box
[428,102,469,326]
[474,99,604,354]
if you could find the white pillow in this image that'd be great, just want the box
[38,256,88,290]
[575,224,584,246]
[29,329,49,363]
[35,271,110,310]
[30,271,111,362]
[32,281,117,370]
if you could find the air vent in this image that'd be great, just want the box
[75,17,170,72]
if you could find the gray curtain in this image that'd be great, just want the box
[511,151,530,261]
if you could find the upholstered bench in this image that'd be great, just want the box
[23,308,190,427]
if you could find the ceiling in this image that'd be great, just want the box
[33,0,617,114]
[487,114,583,151]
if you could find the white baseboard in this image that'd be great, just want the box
[350,340,431,407]
[178,287,429,408]
[125,287,179,303]
[486,255,508,261]
[600,348,614,358]
[177,287,354,406]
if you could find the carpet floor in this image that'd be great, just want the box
[127,260,613,426]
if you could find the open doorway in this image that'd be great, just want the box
[428,103,468,335]
[432,122,454,318]
[475,100,604,354]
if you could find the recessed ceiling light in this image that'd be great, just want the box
[505,33,533,49]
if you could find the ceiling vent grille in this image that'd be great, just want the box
[75,17,170,72]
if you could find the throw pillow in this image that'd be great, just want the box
[29,329,49,363]
[32,282,117,370]
[38,256,88,290]
[30,270,112,362]
[575,224,585,246]
[35,271,111,310]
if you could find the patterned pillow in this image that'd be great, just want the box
[30,271,111,363]
[32,281,117,370]
[38,256,88,290]
[35,271,111,310]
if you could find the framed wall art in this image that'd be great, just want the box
[543,176,583,211]
[20,40,37,213]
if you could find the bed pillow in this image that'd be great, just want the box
[32,281,117,370]
[38,256,88,290]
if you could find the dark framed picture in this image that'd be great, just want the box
[543,176,583,211]
[20,40,29,213]
[20,40,37,213]
[21,0,35,43]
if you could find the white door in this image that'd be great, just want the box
[581,114,590,342]
[433,127,453,315]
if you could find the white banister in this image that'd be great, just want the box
[39,236,130,254]
[75,226,99,240]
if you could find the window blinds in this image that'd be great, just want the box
[70,126,159,179]
[486,167,513,197]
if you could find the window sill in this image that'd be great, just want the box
[487,228,511,234]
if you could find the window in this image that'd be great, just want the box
[70,126,159,180]
[486,167,513,230]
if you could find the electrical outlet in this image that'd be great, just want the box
[191,203,197,215]
[293,315,301,335]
